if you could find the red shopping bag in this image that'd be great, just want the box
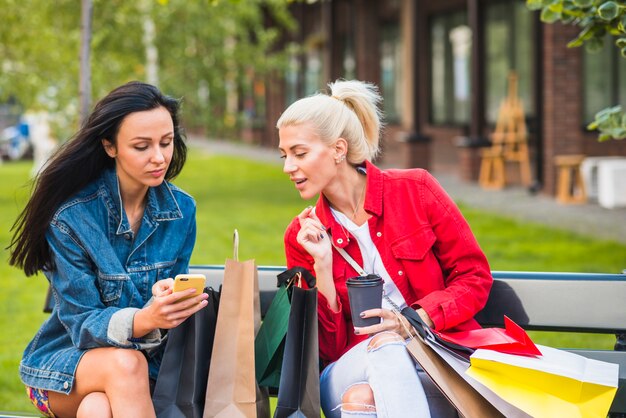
[435,316,541,357]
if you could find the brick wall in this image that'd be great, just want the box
[542,23,585,195]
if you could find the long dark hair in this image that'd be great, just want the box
[9,81,187,276]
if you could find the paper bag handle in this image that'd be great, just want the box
[233,229,239,261]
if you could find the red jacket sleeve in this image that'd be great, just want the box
[283,218,354,363]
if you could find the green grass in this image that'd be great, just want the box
[1,150,625,412]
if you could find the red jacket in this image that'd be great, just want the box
[284,161,493,363]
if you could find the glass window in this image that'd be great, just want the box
[429,11,470,125]
[304,49,323,96]
[343,36,356,80]
[583,40,626,123]
[485,1,535,124]
[380,24,403,123]
[285,52,301,106]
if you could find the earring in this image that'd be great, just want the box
[336,155,346,164]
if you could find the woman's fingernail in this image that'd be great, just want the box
[354,329,360,335]
[359,312,366,318]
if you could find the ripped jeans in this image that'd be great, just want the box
[319,332,432,418]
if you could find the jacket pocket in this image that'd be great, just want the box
[96,273,129,305]
[390,227,436,260]
[155,259,177,281]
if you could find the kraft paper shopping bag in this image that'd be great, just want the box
[203,231,270,418]
[402,307,531,418]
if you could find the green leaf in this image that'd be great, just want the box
[573,0,593,7]
[597,1,619,21]
[622,45,626,57]
[549,2,564,13]
[617,38,626,48]
[526,0,545,10]
[541,8,563,22]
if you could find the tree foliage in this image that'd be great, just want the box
[526,0,626,140]
[0,0,295,138]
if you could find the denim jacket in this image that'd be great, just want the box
[19,168,196,394]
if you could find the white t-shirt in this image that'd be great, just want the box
[331,208,408,311]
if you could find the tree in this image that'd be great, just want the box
[0,0,295,139]
[526,0,626,140]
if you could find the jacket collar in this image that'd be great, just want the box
[315,160,383,248]
[100,168,183,235]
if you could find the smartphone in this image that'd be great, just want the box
[173,274,206,299]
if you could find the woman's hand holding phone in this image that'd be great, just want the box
[134,274,208,336]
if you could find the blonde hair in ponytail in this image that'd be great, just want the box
[276,79,383,163]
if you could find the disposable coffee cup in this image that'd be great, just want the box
[346,274,384,327]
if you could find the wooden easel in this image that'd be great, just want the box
[479,72,532,189]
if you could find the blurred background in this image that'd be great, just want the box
[1,0,625,413]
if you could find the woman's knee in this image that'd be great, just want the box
[107,348,149,379]
[367,331,404,351]
[76,392,112,418]
[341,383,376,413]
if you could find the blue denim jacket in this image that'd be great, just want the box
[19,168,196,394]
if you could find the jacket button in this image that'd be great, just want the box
[124,233,131,240]
[376,232,382,237]
[336,238,343,244]
[398,270,404,276]
[63,381,69,389]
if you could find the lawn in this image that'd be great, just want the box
[1,149,625,412]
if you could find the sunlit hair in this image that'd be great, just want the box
[276,79,383,163]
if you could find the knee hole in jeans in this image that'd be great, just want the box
[366,331,404,352]
[340,383,376,412]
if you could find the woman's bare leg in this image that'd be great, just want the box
[48,347,154,418]
[76,392,112,418]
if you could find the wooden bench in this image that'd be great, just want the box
[39,266,626,416]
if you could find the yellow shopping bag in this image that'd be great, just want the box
[466,344,619,418]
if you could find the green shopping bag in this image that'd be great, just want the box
[254,267,315,389]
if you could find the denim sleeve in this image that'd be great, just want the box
[47,221,130,349]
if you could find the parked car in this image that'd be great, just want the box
[0,121,33,161]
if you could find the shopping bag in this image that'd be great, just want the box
[153,287,220,418]
[274,283,321,418]
[255,267,315,389]
[203,230,270,418]
[435,315,541,356]
[401,307,531,418]
[467,344,620,418]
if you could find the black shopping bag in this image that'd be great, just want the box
[153,287,220,418]
[255,267,316,390]
[274,285,320,418]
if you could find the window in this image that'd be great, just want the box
[583,41,626,124]
[304,48,323,96]
[485,1,535,124]
[285,52,301,106]
[380,24,403,123]
[430,11,470,125]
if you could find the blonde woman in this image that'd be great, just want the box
[277,80,492,417]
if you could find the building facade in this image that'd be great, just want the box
[256,0,626,196]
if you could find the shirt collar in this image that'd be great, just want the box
[101,168,183,235]
[315,160,383,248]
